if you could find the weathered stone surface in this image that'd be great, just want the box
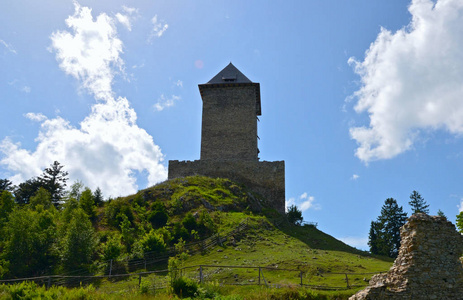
[168,160,285,214]
[350,213,463,300]
[168,64,285,213]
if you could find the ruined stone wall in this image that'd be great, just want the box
[200,85,258,161]
[350,213,463,300]
[168,159,285,213]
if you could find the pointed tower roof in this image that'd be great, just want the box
[207,62,252,84]
[199,63,261,115]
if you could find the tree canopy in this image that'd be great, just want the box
[408,190,429,215]
[369,198,408,258]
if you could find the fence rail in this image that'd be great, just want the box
[0,218,384,292]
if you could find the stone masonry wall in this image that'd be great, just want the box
[200,85,258,161]
[168,159,285,214]
[350,213,463,300]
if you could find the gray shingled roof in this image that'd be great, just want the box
[207,62,252,84]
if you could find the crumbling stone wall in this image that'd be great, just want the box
[168,159,285,214]
[350,213,463,300]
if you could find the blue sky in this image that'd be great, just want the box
[2,0,463,250]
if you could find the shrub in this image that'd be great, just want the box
[172,277,198,298]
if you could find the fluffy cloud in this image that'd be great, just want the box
[115,6,138,31]
[153,94,181,111]
[285,192,320,212]
[0,2,167,197]
[50,1,123,101]
[349,0,463,163]
[351,174,359,180]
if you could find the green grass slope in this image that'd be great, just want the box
[105,176,392,288]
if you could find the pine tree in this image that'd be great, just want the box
[368,198,408,258]
[408,190,429,214]
[38,161,69,207]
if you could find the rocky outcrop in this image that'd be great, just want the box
[350,213,463,300]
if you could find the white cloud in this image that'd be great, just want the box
[0,39,17,54]
[25,112,47,122]
[153,94,181,111]
[50,1,124,101]
[22,86,31,93]
[285,192,320,212]
[339,236,369,250]
[351,174,359,180]
[458,198,463,212]
[349,0,463,163]
[149,15,168,41]
[116,13,132,31]
[176,80,183,88]
[115,6,138,31]
[0,2,167,197]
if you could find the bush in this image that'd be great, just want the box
[172,277,198,298]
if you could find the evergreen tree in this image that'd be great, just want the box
[38,161,69,207]
[286,205,303,226]
[437,209,446,218]
[408,190,429,214]
[368,198,408,258]
[93,187,104,207]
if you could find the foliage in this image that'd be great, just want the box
[456,211,463,233]
[30,187,52,210]
[137,229,167,255]
[94,187,104,207]
[171,277,198,298]
[148,201,168,228]
[3,207,57,277]
[100,234,124,261]
[14,178,42,205]
[369,198,407,258]
[408,190,429,214]
[38,161,69,207]
[287,204,303,226]
[0,179,14,193]
[182,212,197,232]
[80,187,96,219]
[60,208,96,272]
[0,190,15,221]
[437,209,446,218]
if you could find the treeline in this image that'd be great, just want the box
[0,162,217,280]
[368,191,446,258]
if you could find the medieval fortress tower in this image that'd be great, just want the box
[168,63,285,213]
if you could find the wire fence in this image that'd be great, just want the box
[0,218,385,292]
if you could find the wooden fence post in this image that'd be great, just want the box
[345,273,349,288]
[300,271,303,287]
[258,267,261,285]
[199,265,203,284]
[109,259,113,276]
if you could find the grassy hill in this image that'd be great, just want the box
[0,175,393,299]
[94,176,392,297]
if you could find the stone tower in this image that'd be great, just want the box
[168,63,285,213]
[199,63,260,161]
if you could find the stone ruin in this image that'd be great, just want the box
[350,213,463,300]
